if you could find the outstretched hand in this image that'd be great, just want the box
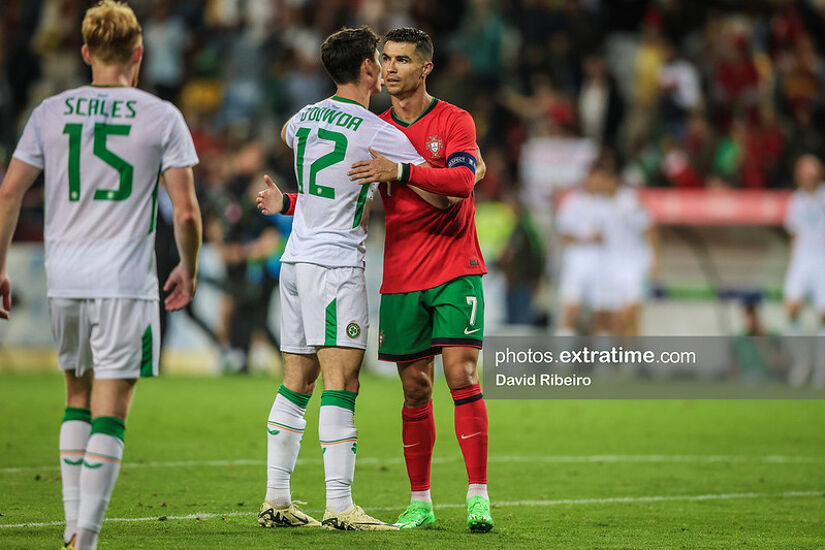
[0,274,10,320]
[348,148,399,184]
[256,174,283,215]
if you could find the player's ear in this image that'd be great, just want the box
[421,61,434,79]
[133,43,144,65]
[81,44,92,66]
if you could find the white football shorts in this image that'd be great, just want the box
[279,262,369,353]
[49,298,160,379]
[596,257,650,311]
[784,257,825,312]
[558,249,601,309]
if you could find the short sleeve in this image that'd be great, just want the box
[284,114,299,147]
[161,104,198,171]
[369,125,425,165]
[445,110,478,174]
[446,110,477,157]
[12,105,45,169]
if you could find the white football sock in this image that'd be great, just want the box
[467,483,489,499]
[411,489,432,503]
[59,407,91,543]
[76,417,125,550]
[265,386,310,508]
[319,390,357,513]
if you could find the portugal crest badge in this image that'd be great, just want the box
[425,135,443,159]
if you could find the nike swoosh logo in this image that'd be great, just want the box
[63,458,83,466]
[82,461,104,469]
[461,432,482,440]
[463,327,481,335]
[267,429,280,435]
[403,443,419,448]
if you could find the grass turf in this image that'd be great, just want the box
[1,372,824,549]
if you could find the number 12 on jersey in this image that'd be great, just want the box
[294,126,370,228]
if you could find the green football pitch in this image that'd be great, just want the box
[1,372,824,549]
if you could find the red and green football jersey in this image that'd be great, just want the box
[378,98,487,294]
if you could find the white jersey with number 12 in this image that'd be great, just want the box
[282,96,425,268]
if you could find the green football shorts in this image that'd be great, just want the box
[378,275,484,362]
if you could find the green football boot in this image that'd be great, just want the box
[394,501,435,529]
[466,496,494,533]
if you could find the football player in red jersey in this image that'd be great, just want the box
[347,27,493,532]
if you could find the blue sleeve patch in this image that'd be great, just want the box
[447,152,477,173]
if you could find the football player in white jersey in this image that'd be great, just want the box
[555,167,607,335]
[0,3,201,549]
[783,154,825,387]
[593,166,655,336]
[254,27,442,531]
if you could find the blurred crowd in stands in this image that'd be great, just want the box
[3,0,825,360]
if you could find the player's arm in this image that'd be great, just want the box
[162,166,202,311]
[281,117,291,146]
[408,143,487,209]
[348,112,479,198]
[0,159,41,320]
[260,115,300,216]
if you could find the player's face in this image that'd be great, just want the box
[381,41,430,96]
[795,156,822,191]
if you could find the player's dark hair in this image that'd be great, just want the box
[384,27,434,62]
[320,26,380,85]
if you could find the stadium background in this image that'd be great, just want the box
[4,0,824,373]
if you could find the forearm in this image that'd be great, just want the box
[173,204,202,274]
[401,164,475,198]
[0,159,40,273]
[408,185,460,209]
[0,195,23,274]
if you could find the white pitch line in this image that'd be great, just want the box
[2,454,822,474]
[1,491,822,530]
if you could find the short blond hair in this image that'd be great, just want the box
[82,1,142,65]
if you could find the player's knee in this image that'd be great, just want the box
[402,373,432,406]
[444,360,479,390]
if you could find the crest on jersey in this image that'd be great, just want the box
[346,322,361,339]
[426,135,443,159]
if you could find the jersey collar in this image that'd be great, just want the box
[391,98,439,127]
[330,95,366,109]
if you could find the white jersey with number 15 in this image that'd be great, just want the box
[12,85,198,300]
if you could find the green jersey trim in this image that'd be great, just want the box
[391,98,439,127]
[331,95,366,109]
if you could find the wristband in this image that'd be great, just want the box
[396,162,403,181]
[280,193,291,215]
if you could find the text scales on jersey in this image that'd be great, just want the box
[12,85,198,299]
[280,96,424,268]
